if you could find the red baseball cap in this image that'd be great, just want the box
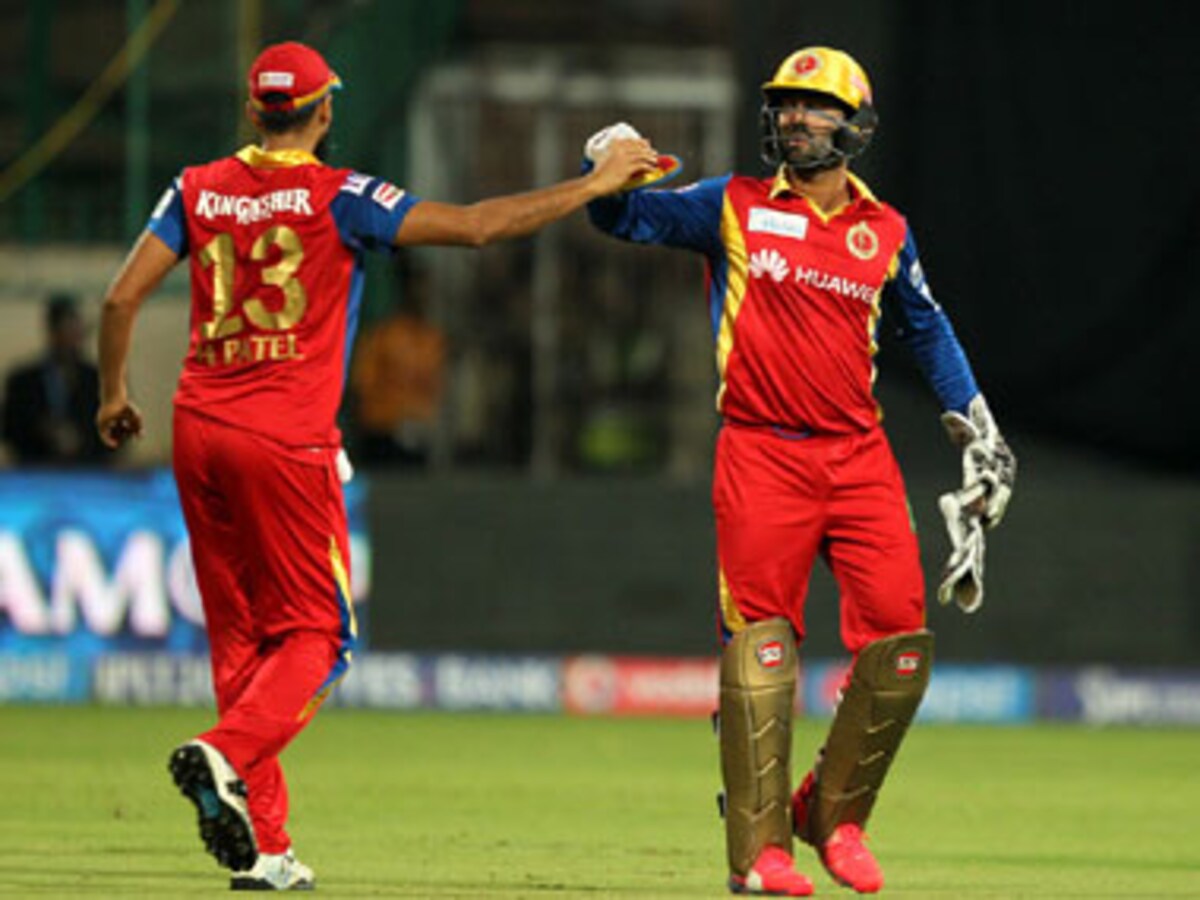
[247,41,341,113]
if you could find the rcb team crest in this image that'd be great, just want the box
[846,222,879,260]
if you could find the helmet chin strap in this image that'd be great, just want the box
[786,153,845,176]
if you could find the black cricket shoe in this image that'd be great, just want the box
[169,739,258,872]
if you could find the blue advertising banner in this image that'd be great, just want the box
[0,470,370,702]
[1038,667,1200,725]
[802,659,1035,724]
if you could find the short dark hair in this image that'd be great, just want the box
[255,93,321,135]
[45,293,80,330]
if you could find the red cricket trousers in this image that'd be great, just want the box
[713,422,925,653]
[173,407,356,854]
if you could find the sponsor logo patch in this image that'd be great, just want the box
[748,207,809,241]
[748,247,790,283]
[846,221,879,260]
[258,71,295,90]
[341,172,371,196]
[757,641,785,668]
[793,52,822,79]
[371,181,405,211]
[194,188,313,224]
[895,651,922,677]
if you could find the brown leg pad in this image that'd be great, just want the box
[801,630,934,845]
[719,618,797,876]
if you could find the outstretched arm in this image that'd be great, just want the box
[393,138,658,247]
[96,230,179,448]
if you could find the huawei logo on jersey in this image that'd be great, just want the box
[748,247,790,283]
[846,222,879,260]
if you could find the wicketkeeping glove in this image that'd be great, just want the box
[935,394,1014,613]
[940,394,1016,528]
[936,481,987,612]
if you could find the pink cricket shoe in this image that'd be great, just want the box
[819,823,884,894]
[728,846,815,897]
[792,773,884,893]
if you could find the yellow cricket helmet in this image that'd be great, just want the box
[762,47,874,113]
[760,46,878,171]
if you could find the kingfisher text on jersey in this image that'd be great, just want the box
[193,188,315,224]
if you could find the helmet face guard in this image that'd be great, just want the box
[759,47,877,173]
[759,95,878,172]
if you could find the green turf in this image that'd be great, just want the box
[0,707,1198,897]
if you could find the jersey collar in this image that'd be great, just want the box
[236,145,321,168]
[768,165,882,213]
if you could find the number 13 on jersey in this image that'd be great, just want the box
[195,225,308,366]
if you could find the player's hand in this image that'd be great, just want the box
[941,394,1016,528]
[584,122,644,164]
[586,137,660,197]
[96,398,144,449]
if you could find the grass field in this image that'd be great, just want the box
[1,707,1198,897]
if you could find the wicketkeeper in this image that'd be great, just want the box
[584,46,1015,895]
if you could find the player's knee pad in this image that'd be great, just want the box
[798,629,934,844]
[717,618,797,876]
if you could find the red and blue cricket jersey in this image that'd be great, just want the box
[147,147,420,852]
[588,168,979,432]
[148,145,420,447]
[590,167,980,649]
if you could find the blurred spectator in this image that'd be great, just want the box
[348,270,447,467]
[2,293,109,465]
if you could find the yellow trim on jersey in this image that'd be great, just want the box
[767,166,881,223]
[329,536,358,642]
[718,568,747,635]
[767,166,792,200]
[235,144,320,168]
[297,684,334,722]
[845,171,879,203]
[294,535,357,722]
[715,193,750,412]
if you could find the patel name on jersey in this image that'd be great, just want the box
[195,333,303,367]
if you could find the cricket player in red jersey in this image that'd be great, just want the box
[585,47,1015,895]
[96,41,657,891]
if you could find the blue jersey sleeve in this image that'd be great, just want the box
[330,173,421,253]
[146,176,187,256]
[884,229,980,413]
[586,171,729,257]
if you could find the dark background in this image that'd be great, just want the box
[735,1,1199,472]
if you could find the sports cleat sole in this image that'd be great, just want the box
[230,876,316,891]
[168,743,257,872]
[728,876,814,897]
